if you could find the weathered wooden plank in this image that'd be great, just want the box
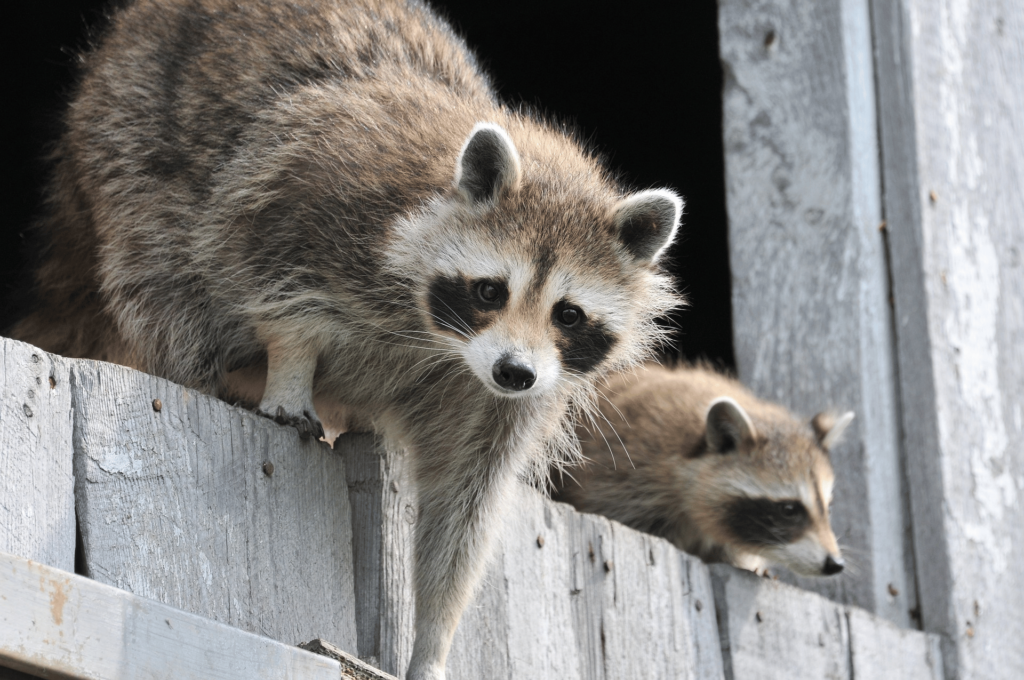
[847,607,943,680]
[455,491,724,680]
[347,438,723,679]
[0,337,75,572]
[0,551,340,680]
[71,358,358,651]
[870,0,1024,677]
[595,517,723,680]
[717,0,916,625]
[342,438,416,676]
[711,565,850,680]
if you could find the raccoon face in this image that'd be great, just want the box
[390,122,682,400]
[705,398,853,576]
[426,272,621,398]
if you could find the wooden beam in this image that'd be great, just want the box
[712,566,852,680]
[0,551,340,680]
[71,358,358,651]
[847,607,943,680]
[717,0,916,625]
[712,566,943,680]
[870,0,1024,676]
[0,338,75,572]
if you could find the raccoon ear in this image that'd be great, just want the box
[812,411,855,450]
[454,122,522,204]
[706,397,757,453]
[611,189,683,262]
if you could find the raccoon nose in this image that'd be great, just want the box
[492,357,537,391]
[822,555,845,575]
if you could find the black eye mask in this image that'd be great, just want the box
[427,275,507,336]
[551,299,617,374]
[724,498,812,546]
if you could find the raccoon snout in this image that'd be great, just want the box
[492,356,537,391]
[822,555,845,575]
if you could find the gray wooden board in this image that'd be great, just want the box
[870,1,1024,678]
[71,358,358,651]
[711,565,851,680]
[344,436,723,680]
[342,437,416,676]
[0,337,75,571]
[718,0,916,626]
[712,565,944,680]
[847,607,943,680]
[0,551,340,680]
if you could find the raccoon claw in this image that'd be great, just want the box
[255,406,325,440]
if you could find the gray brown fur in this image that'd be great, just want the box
[12,2,683,679]
[554,364,851,577]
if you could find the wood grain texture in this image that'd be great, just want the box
[0,551,340,680]
[711,565,944,680]
[847,607,943,680]
[717,0,916,625]
[346,437,724,680]
[71,358,358,651]
[342,438,417,675]
[0,343,954,680]
[0,337,75,571]
[712,565,851,680]
[870,0,1024,677]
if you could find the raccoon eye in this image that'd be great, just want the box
[476,281,502,304]
[778,502,801,518]
[555,304,583,327]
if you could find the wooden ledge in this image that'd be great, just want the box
[0,551,340,680]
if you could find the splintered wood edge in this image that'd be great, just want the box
[299,639,399,680]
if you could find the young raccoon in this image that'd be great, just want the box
[13,1,682,678]
[553,364,853,577]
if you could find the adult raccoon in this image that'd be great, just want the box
[554,364,852,577]
[14,1,683,678]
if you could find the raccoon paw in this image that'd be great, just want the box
[255,405,325,441]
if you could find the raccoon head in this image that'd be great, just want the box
[388,122,682,400]
[703,398,854,577]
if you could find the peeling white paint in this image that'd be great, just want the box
[933,0,1015,582]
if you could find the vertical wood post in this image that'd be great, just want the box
[870,0,1024,676]
[718,0,916,625]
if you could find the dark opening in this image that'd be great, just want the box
[2,1,112,333]
[2,0,733,369]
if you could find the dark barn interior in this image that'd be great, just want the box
[2,0,733,369]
